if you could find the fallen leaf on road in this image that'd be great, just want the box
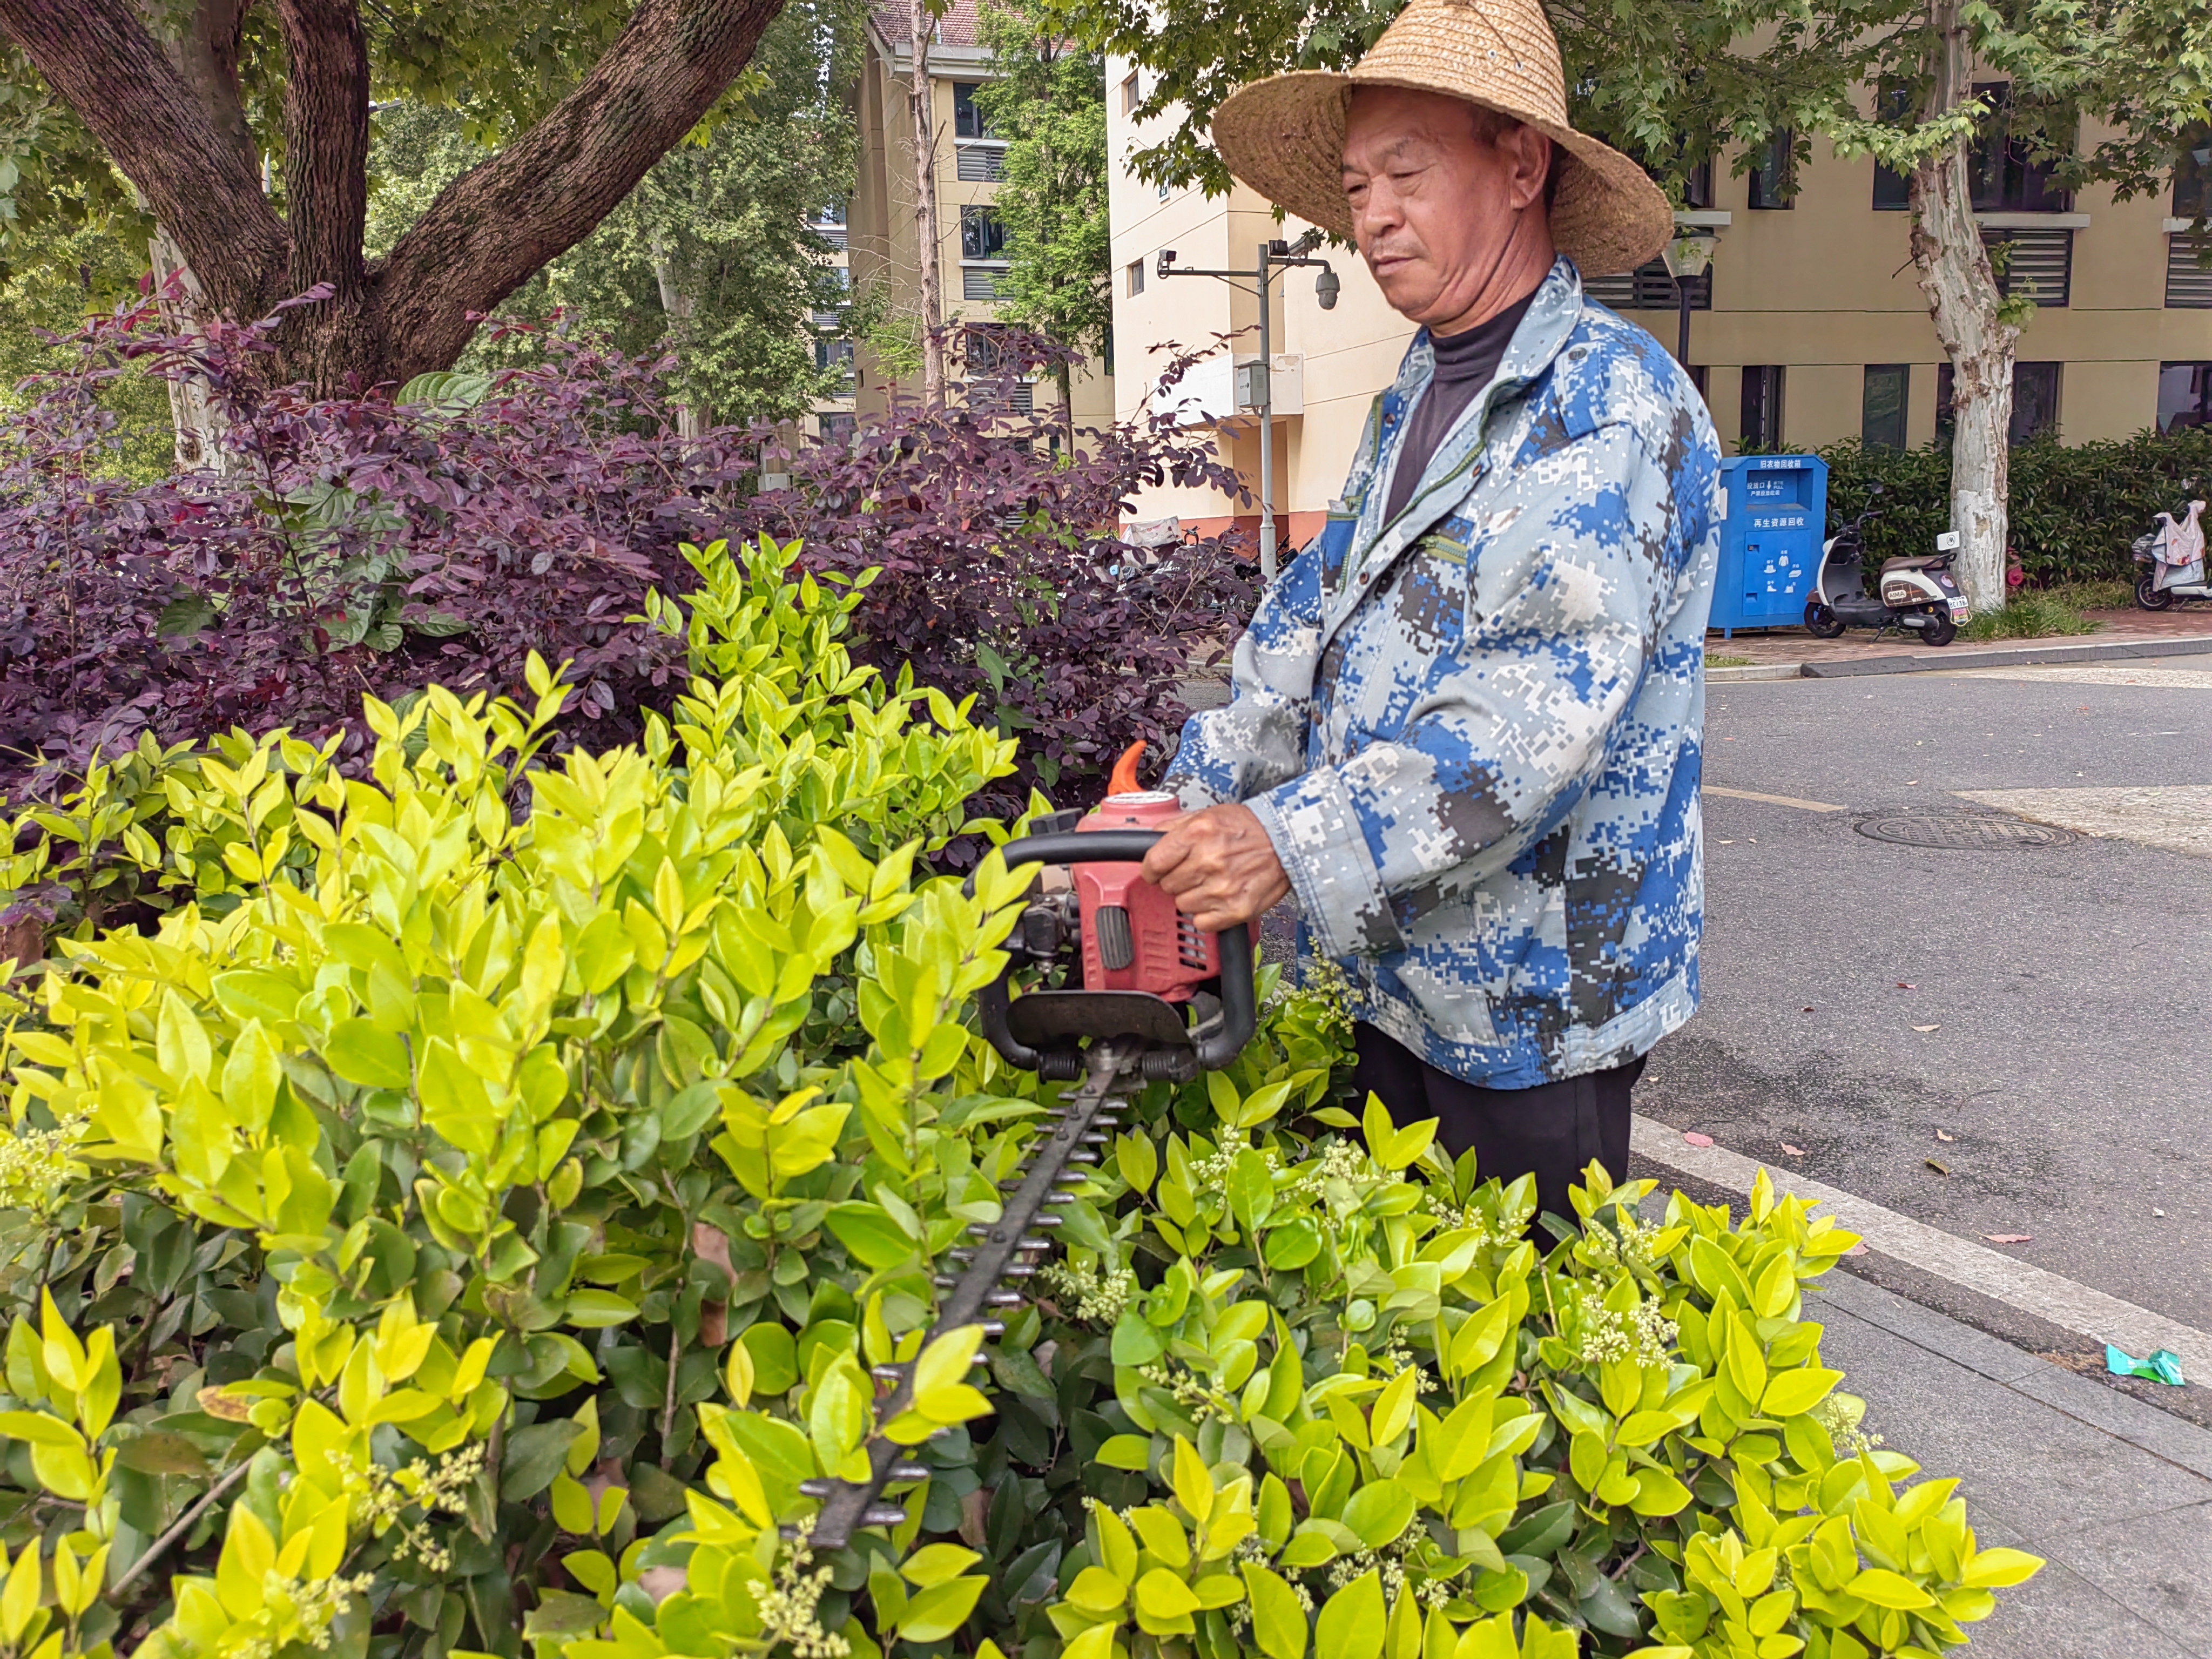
[1912,1023,1941,1033]
[1936,1129,1956,1142]
[1803,1006,1816,1013]
[1896,982,1916,989]
[1683,1131,1715,1148]
[1844,1242,1869,1257]
[1924,1158,1950,1175]
[1984,1233,2033,1244]
[1781,1143,1806,1156]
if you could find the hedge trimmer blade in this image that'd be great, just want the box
[802,1036,1136,1549]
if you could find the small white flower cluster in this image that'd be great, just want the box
[758,1533,851,1659]
[229,1572,376,1659]
[1580,1213,1661,1272]
[1225,1534,1313,1634]
[353,1443,485,1573]
[1422,1201,1494,1247]
[1811,1394,1883,1455]
[1135,1362,1240,1425]
[1271,959,1357,1048]
[1285,1139,1368,1204]
[0,1108,89,1213]
[1575,1300,1677,1368]
[1036,1261,1134,1327]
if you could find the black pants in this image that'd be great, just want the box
[1351,1022,1644,1227]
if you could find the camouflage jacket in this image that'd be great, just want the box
[1166,258,1722,1088]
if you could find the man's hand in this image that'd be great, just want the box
[1141,804,1291,933]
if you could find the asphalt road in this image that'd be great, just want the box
[1638,653,2212,1338]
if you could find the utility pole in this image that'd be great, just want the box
[1158,231,1338,583]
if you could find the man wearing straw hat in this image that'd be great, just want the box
[1143,0,1721,1224]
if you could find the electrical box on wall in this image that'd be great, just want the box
[1231,354,1303,416]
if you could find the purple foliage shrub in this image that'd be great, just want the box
[0,292,1253,809]
[733,331,1254,808]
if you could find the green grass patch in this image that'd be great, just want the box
[1963,592,2104,641]
[1705,653,1753,667]
[2034,578,2135,611]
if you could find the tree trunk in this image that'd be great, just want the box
[648,225,709,439]
[908,0,945,403]
[1,0,791,394]
[148,225,232,473]
[1908,0,2018,616]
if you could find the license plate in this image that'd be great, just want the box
[1948,598,1969,618]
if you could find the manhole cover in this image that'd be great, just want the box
[1856,813,2079,849]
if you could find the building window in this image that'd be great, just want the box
[2174,127,2210,218]
[818,412,856,445]
[1985,228,2073,307]
[2167,234,2212,307]
[1682,156,1715,211]
[1863,365,1910,451]
[815,338,855,389]
[1121,72,1139,116]
[1936,360,2060,442]
[965,322,1011,373]
[1126,258,1145,297]
[1748,130,1795,209]
[960,204,1008,261]
[1970,84,2068,212]
[956,144,1006,183]
[1872,86,1912,209]
[962,266,1000,301]
[1582,259,1710,312]
[2159,363,2212,433]
[1740,366,1785,449]
[952,81,992,140]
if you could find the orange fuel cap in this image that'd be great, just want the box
[1107,740,1146,797]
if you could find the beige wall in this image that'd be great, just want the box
[1108,93,2212,538]
[851,28,1113,428]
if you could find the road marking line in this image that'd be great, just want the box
[1702,785,1847,813]
[1629,1114,2212,1383]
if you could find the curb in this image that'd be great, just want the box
[1707,662,1809,682]
[1710,633,2212,682]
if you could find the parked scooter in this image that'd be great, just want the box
[1804,484,1971,646]
[2132,498,2208,609]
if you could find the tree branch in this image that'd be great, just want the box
[375,0,788,382]
[276,0,370,303]
[108,1455,253,1600]
[0,0,285,322]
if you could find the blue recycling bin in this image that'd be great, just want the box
[1710,454,1828,636]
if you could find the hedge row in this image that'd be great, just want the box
[1804,427,2212,585]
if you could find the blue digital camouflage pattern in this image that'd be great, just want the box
[1165,257,1721,1088]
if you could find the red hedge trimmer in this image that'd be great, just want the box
[807,744,1257,1548]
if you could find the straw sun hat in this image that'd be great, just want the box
[1209,0,1674,277]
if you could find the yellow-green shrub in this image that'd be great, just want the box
[0,536,2038,1659]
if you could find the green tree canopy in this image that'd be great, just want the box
[973,1,1113,407]
[0,0,798,394]
[363,0,861,427]
[1047,0,2212,611]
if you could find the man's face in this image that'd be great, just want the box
[1341,87,1553,331]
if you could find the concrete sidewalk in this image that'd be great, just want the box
[1705,608,2212,682]
[1809,1270,2212,1657]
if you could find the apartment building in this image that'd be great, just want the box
[807,203,858,442]
[1108,66,2212,544]
[848,0,1114,425]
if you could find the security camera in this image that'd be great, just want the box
[1316,268,1340,310]
[1156,249,1176,278]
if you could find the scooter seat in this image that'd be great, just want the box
[1880,555,1951,573]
